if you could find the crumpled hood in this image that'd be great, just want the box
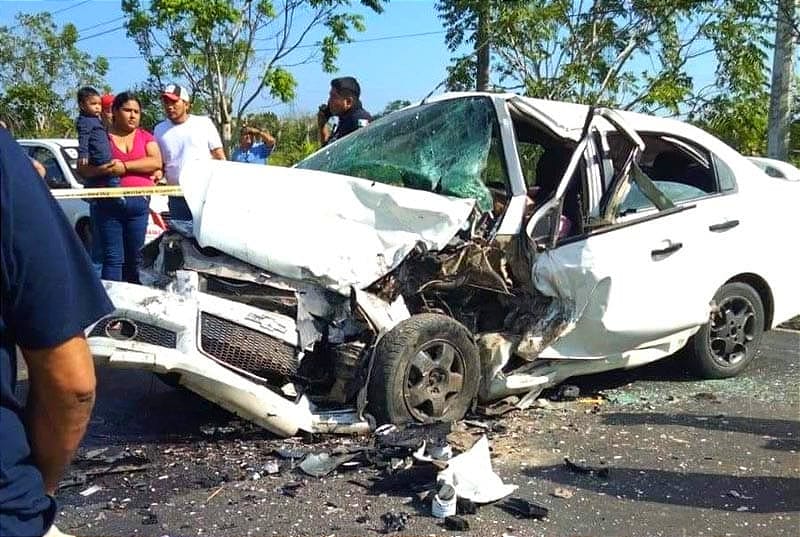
[179,159,475,294]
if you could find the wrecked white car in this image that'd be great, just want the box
[87,93,799,437]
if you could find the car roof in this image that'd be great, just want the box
[747,156,800,180]
[424,92,742,163]
[18,138,78,147]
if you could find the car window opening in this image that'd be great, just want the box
[609,133,722,215]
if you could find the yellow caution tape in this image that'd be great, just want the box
[51,185,183,200]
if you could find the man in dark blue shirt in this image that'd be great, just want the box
[317,76,372,146]
[0,129,113,536]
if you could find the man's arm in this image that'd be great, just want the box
[317,110,332,145]
[22,335,96,495]
[30,157,46,178]
[205,117,226,160]
[251,127,276,149]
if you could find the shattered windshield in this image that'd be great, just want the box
[297,96,504,212]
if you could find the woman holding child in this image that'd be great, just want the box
[79,92,163,284]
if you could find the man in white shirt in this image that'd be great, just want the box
[154,83,225,221]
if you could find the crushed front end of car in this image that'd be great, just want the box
[87,95,601,436]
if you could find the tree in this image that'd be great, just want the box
[0,12,108,137]
[436,0,491,91]
[242,110,318,166]
[436,1,771,118]
[122,0,386,151]
[373,99,411,119]
[767,0,797,159]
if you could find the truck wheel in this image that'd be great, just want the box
[367,314,480,425]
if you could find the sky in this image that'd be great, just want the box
[1,0,456,117]
[1,0,777,120]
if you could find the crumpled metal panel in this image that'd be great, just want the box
[179,161,475,295]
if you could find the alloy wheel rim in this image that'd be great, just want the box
[403,340,465,422]
[707,295,757,367]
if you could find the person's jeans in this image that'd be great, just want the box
[167,196,193,221]
[95,196,150,283]
[89,202,104,277]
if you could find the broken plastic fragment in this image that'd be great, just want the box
[299,452,359,478]
[499,497,549,519]
[436,435,517,503]
[551,487,574,499]
[456,497,477,515]
[79,485,102,497]
[444,515,470,531]
[564,457,610,478]
[380,511,410,533]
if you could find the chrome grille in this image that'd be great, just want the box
[199,312,297,382]
[89,317,177,348]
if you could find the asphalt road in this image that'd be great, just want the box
[35,328,800,537]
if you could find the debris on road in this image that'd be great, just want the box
[264,459,280,474]
[444,515,470,531]
[564,457,610,478]
[551,384,580,401]
[279,481,305,497]
[79,485,102,497]
[432,483,457,518]
[299,451,360,478]
[457,497,477,515]
[141,512,158,525]
[498,497,549,519]
[380,511,411,533]
[437,435,517,503]
[551,487,574,499]
[728,490,754,500]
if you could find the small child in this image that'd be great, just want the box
[76,86,123,205]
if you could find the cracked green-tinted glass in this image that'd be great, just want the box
[297,96,502,212]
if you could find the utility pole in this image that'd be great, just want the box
[767,0,798,160]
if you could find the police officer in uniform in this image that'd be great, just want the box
[317,76,372,146]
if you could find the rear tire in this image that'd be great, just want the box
[689,282,764,379]
[367,314,480,425]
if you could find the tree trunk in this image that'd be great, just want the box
[475,4,490,91]
[767,0,797,160]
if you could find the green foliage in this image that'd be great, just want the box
[373,99,411,119]
[691,93,769,155]
[240,111,320,166]
[0,12,108,137]
[122,0,386,147]
[436,0,773,119]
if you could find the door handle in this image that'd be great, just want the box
[651,242,683,257]
[709,219,740,232]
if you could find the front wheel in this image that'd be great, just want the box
[367,314,480,425]
[689,282,764,379]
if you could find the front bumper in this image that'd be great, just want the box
[88,272,369,436]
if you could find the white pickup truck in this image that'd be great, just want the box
[17,138,168,249]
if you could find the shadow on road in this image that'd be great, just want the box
[524,465,800,513]
[602,412,800,451]
[85,368,271,446]
[554,353,697,396]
